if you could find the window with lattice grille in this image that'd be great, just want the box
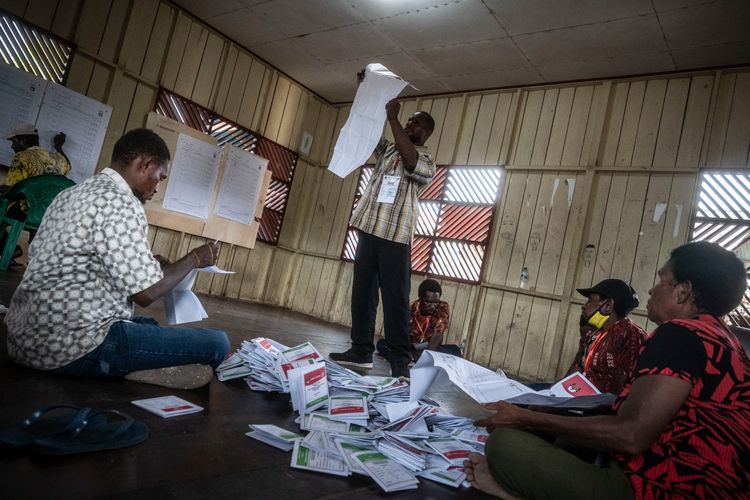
[155,88,297,245]
[690,172,750,327]
[0,12,72,83]
[342,164,503,283]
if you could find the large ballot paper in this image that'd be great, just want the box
[163,265,234,325]
[409,351,534,404]
[328,63,409,178]
[409,351,616,409]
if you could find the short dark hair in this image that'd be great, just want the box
[415,111,435,133]
[669,241,747,316]
[419,279,442,298]
[111,128,170,167]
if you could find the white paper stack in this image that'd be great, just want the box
[290,440,350,477]
[131,396,203,418]
[227,337,499,493]
[451,427,491,452]
[377,432,429,471]
[301,413,352,432]
[333,439,375,475]
[417,468,468,488]
[425,437,474,467]
[328,395,369,421]
[352,451,420,492]
[289,362,329,414]
[246,424,302,451]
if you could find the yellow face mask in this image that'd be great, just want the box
[587,308,610,329]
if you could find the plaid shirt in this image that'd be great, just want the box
[6,146,70,186]
[6,168,163,370]
[350,138,435,245]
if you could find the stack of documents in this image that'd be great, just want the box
[131,396,203,418]
[352,451,420,492]
[246,424,302,451]
[229,336,603,493]
[289,362,329,414]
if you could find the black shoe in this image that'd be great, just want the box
[329,349,373,369]
[389,359,410,379]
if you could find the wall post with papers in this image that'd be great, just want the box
[144,112,271,248]
[0,63,112,183]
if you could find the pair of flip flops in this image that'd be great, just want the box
[0,405,149,455]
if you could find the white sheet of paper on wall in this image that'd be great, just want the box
[550,178,560,207]
[653,202,667,223]
[566,178,575,208]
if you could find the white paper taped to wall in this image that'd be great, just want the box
[566,178,576,208]
[674,204,683,238]
[653,202,667,223]
[328,64,409,178]
[550,177,560,207]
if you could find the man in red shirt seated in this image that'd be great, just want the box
[465,241,750,499]
[566,279,646,394]
[376,279,461,362]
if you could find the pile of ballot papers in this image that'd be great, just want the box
[217,337,488,492]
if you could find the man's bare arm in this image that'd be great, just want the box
[476,374,692,455]
[129,242,217,307]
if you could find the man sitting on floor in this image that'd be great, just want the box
[5,128,229,390]
[377,279,461,362]
[565,279,646,394]
[465,241,750,498]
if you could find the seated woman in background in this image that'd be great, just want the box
[466,241,750,499]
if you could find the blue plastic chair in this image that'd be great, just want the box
[0,174,75,270]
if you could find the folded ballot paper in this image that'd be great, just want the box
[246,424,303,451]
[409,351,615,409]
[288,362,329,414]
[328,63,409,178]
[131,395,203,418]
[163,265,234,325]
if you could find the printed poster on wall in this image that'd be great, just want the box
[162,133,221,219]
[35,82,112,182]
[0,63,46,167]
[214,145,268,225]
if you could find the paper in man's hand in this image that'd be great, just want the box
[328,64,409,178]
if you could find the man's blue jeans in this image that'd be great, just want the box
[52,316,230,378]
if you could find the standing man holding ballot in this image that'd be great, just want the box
[331,70,436,378]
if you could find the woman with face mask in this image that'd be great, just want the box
[565,279,646,395]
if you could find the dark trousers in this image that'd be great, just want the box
[350,230,411,363]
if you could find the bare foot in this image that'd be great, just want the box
[464,452,523,499]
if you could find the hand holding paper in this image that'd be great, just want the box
[328,64,409,178]
[163,265,234,325]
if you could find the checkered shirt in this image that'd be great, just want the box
[350,138,435,245]
[5,168,163,370]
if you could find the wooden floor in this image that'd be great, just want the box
[0,268,489,499]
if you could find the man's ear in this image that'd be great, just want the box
[133,155,153,174]
[601,298,615,315]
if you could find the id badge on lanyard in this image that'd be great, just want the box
[376,175,400,204]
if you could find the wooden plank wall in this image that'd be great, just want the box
[9,1,750,380]
[271,70,750,382]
